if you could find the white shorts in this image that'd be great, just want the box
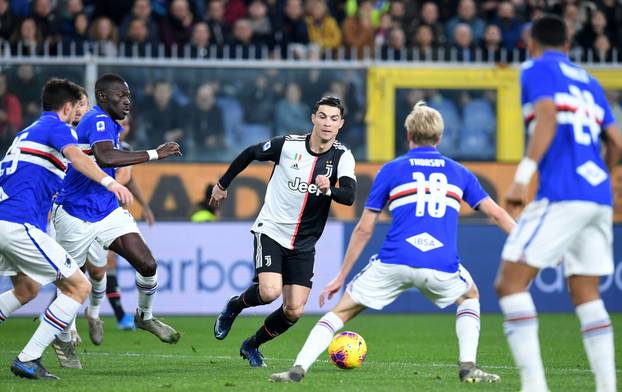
[502,200,614,277]
[0,220,79,285]
[53,205,139,267]
[346,256,475,310]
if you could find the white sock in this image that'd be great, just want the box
[0,290,22,324]
[456,298,480,363]
[19,293,81,362]
[87,275,107,319]
[135,272,157,321]
[499,292,548,392]
[576,299,617,392]
[294,312,344,372]
[58,318,74,343]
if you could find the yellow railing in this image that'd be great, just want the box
[366,66,622,162]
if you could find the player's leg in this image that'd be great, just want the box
[214,232,283,340]
[108,231,179,343]
[496,261,544,391]
[5,222,90,379]
[565,208,616,392]
[105,250,135,329]
[0,273,40,325]
[271,256,410,382]
[84,254,107,345]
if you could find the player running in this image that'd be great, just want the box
[496,15,621,392]
[52,73,182,355]
[270,101,515,383]
[211,96,356,367]
[0,78,133,380]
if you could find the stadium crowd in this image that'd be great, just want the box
[0,0,620,61]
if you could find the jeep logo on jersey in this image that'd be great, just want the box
[406,233,444,252]
[288,177,321,195]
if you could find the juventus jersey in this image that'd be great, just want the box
[250,134,356,251]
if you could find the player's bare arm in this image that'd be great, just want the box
[506,99,557,215]
[92,140,181,168]
[477,198,516,234]
[319,209,379,307]
[62,145,133,206]
[602,124,622,172]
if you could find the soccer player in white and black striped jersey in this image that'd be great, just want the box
[211,96,357,367]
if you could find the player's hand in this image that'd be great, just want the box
[210,183,227,208]
[315,175,330,195]
[107,181,134,206]
[143,205,156,226]
[319,276,345,307]
[155,142,182,160]
[505,182,528,218]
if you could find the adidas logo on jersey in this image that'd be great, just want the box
[291,163,299,170]
[288,177,322,195]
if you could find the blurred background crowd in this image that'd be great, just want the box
[1,0,620,61]
[0,0,621,163]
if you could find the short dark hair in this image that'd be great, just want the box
[530,14,567,48]
[313,96,345,117]
[41,78,82,111]
[95,73,126,94]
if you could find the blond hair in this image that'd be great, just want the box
[404,100,444,146]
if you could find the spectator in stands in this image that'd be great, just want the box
[62,11,89,55]
[159,0,196,50]
[451,23,476,62]
[387,0,408,31]
[493,1,521,50]
[591,34,612,62]
[190,184,219,222]
[10,17,42,55]
[446,0,485,45]
[224,0,247,26]
[142,80,185,146]
[7,65,39,125]
[274,0,309,58]
[342,0,375,59]
[275,82,310,134]
[123,18,154,57]
[91,0,133,25]
[57,0,83,36]
[414,2,447,46]
[305,0,342,53]
[380,26,407,60]
[205,0,229,46]
[189,21,213,58]
[241,74,275,127]
[0,0,17,43]
[599,0,622,49]
[228,18,263,59]
[32,0,60,51]
[482,24,503,62]
[120,0,160,44]
[374,12,393,47]
[411,24,438,60]
[577,10,612,52]
[0,73,22,154]
[187,83,225,158]
[247,0,273,47]
[89,16,119,57]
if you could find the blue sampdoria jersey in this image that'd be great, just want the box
[58,105,122,222]
[521,50,616,206]
[0,112,77,230]
[366,147,488,273]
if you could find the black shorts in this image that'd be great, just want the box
[252,232,315,288]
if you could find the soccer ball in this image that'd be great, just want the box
[327,331,367,369]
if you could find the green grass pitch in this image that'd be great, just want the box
[1,313,620,391]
